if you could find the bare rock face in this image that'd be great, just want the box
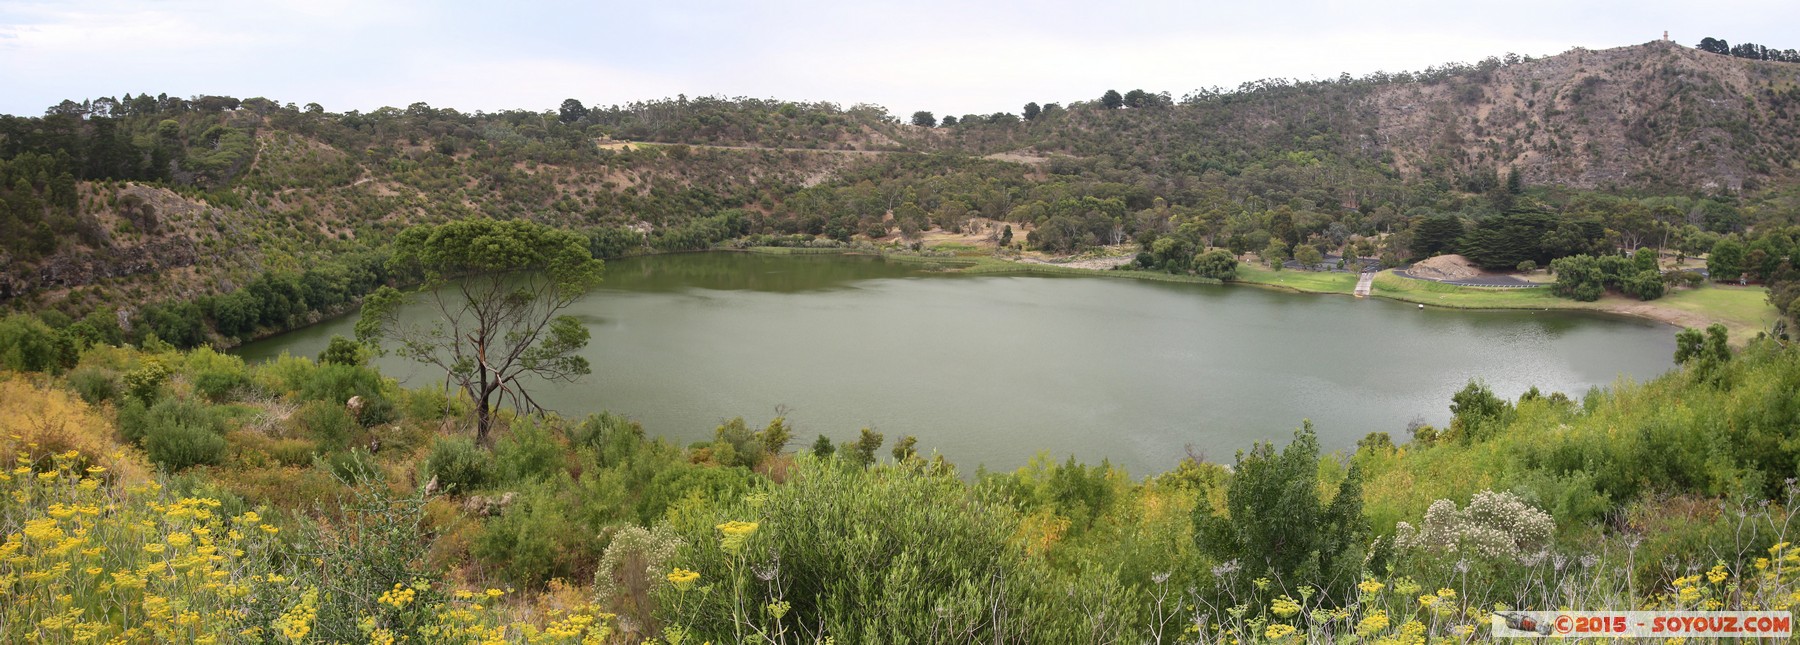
[0,184,209,301]
[0,236,200,300]
[461,492,518,516]
[1368,41,1795,192]
[41,237,198,286]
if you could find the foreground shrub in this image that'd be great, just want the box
[65,366,119,405]
[290,400,359,451]
[425,435,492,494]
[0,376,147,480]
[472,477,593,588]
[660,458,1125,642]
[0,454,618,643]
[182,347,251,402]
[116,396,227,471]
[0,454,294,641]
[494,418,565,484]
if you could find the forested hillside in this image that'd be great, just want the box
[2,39,1799,345]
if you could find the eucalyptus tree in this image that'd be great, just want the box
[356,219,605,445]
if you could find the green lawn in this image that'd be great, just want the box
[1370,272,1566,308]
[1656,284,1780,337]
[1234,265,1358,294]
[1372,271,1778,341]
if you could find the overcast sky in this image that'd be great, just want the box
[2,0,1797,118]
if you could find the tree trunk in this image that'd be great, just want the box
[474,396,492,446]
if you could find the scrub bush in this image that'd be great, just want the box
[425,435,492,494]
[65,366,119,404]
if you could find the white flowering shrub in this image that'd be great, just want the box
[1394,490,1554,559]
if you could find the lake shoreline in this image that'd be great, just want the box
[238,251,1678,476]
[940,251,1771,341]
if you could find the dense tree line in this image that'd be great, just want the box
[1697,37,1800,63]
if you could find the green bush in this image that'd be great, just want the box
[567,412,645,467]
[117,397,227,470]
[192,369,250,402]
[292,475,447,642]
[66,367,119,405]
[424,436,492,494]
[400,386,465,422]
[356,394,396,427]
[662,458,1118,642]
[317,335,369,366]
[494,419,565,484]
[123,359,172,403]
[182,347,251,402]
[709,417,764,468]
[323,448,380,482]
[1193,249,1240,280]
[267,437,318,467]
[0,314,74,373]
[300,363,387,404]
[1195,423,1366,605]
[250,353,317,395]
[473,478,591,588]
[292,400,359,451]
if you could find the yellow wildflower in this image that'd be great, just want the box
[1265,623,1297,639]
[379,583,417,609]
[716,520,759,554]
[1270,595,1301,618]
[667,568,700,591]
[1357,610,1390,637]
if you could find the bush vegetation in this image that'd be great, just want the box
[2,326,1800,641]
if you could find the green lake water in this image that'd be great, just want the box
[237,252,1678,475]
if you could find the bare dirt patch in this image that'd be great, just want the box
[911,219,1032,249]
[1599,299,1713,330]
[1020,254,1136,270]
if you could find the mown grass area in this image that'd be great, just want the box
[955,258,1222,284]
[1370,271,1565,308]
[1234,264,1359,294]
[1656,284,1781,337]
[925,242,982,254]
[1372,271,1779,340]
